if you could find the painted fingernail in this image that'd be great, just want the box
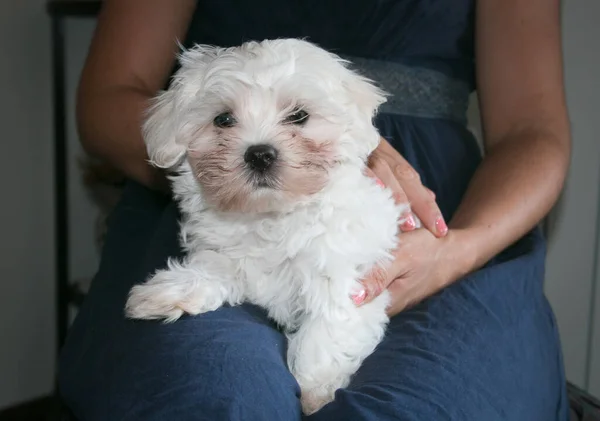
[435,217,448,236]
[401,215,416,231]
[375,178,385,188]
[351,289,366,305]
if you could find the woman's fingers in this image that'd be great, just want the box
[368,138,446,236]
[352,264,388,305]
[367,157,416,231]
[353,245,408,305]
[425,187,436,200]
[369,156,403,197]
[392,158,447,237]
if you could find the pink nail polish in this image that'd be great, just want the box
[435,217,448,236]
[401,215,416,230]
[375,178,385,188]
[351,289,366,305]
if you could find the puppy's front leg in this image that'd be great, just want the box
[125,251,241,322]
[287,293,390,415]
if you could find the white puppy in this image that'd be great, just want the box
[125,38,410,414]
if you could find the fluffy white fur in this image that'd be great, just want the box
[125,38,410,415]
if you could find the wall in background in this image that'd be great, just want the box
[0,2,98,409]
[65,19,100,287]
[0,0,55,409]
[0,0,599,410]
[544,0,600,393]
[591,203,600,396]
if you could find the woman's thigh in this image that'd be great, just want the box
[62,305,301,421]
[309,232,569,421]
[59,183,302,421]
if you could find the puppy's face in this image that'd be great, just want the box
[144,39,386,213]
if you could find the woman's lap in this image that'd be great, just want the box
[59,181,568,421]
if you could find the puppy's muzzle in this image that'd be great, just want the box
[244,144,278,173]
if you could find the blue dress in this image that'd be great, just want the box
[58,1,570,420]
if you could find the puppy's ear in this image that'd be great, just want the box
[142,89,187,169]
[341,70,387,122]
[340,68,388,156]
[142,44,220,169]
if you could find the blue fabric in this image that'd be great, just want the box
[59,1,569,420]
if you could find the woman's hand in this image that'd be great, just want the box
[353,229,471,316]
[367,138,448,237]
[355,138,462,316]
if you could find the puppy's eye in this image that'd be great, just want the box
[213,112,237,128]
[283,109,309,125]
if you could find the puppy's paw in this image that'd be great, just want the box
[125,282,186,323]
[125,270,212,322]
[300,387,335,415]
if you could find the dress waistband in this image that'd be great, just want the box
[342,56,471,124]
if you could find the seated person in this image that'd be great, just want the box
[59,1,571,420]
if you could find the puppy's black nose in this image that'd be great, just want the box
[244,144,278,172]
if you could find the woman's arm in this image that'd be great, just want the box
[359,0,571,312]
[77,0,196,190]
[448,0,570,271]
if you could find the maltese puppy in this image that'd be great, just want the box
[125,38,411,414]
